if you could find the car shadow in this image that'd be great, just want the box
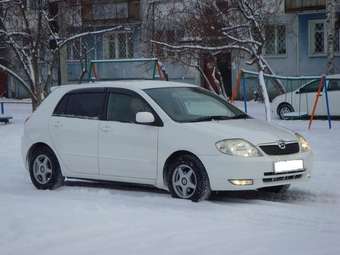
[210,189,319,204]
[64,179,321,204]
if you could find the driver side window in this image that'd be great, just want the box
[107,93,152,123]
[300,80,320,93]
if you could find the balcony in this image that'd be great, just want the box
[285,0,326,12]
[82,0,140,24]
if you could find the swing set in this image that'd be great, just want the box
[232,69,334,129]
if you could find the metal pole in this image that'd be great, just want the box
[242,78,247,113]
[0,102,4,115]
[324,78,332,129]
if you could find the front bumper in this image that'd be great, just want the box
[200,151,313,191]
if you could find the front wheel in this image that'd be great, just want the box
[29,146,64,190]
[168,154,211,202]
[277,103,294,120]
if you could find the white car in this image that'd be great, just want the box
[272,75,340,119]
[22,81,313,201]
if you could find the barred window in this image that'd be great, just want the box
[265,25,286,56]
[336,27,340,53]
[309,20,326,55]
[106,32,134,59]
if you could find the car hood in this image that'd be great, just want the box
[182,118,297,145]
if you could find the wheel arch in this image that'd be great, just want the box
[277,102,294,115]
[27,142,57,167]
[162,150,204,188]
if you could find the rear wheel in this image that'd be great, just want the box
[277,103,294,120]
[29,146,64,190]
[167,154,211,202]
[259,184,290,193]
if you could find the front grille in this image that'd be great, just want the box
[263,174,303,183]
[260,142,299,155]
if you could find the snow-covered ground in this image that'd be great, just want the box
[0,101,339,255]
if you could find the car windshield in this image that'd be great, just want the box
[144,87,248,123]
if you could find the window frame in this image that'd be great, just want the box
[52,88,107,120]
[299,80,320,94]
[308,19,327,57]
[103,32,134,59]
[104,88,163,127]
[264,24,287,57]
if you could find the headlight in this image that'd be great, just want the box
[215,139,262,157]
[295,133,311,152]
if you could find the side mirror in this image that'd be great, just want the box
[136,112,155,124]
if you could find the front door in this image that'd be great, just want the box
[98,90,159,180]
[299,80,325,116]
[49,89,106,175]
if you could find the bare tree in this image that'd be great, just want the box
[326,0,337,74]
[147,0,284,122]
[0,0,128,110]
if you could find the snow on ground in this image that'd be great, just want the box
[0,101,339,255]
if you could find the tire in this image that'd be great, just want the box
[29,146,64,190]
[167,154,211,202]
[259,184,290,193]
[277,103,294,120]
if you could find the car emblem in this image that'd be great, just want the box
[278,140,286,150]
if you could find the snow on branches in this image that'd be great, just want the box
[148,0,285,121]
[0,0,128,110]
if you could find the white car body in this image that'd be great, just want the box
[22,81,312,193]
[272,75,340,118]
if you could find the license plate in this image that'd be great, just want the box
[274,160,304,173]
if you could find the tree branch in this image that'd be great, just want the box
[0,63,37,100]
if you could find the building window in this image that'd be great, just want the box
[309,20,327,55]
[106,33,133,59]
[264,25,287,56]
[92,2,128,20]
[67,38,83,61]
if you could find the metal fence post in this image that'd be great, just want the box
[242,78,247,113]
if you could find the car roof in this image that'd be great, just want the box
[51,80,196,93]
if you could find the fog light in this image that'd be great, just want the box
[229,179,254,186]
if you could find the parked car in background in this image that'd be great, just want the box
[22,81,313,201]
[272,75,340,119]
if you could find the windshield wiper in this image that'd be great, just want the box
[230,114,250,119]
[190,115,233,122]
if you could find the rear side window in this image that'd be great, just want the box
[53,95,69,115]
[53,92,106,119]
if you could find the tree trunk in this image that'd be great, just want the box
[326,0,336,74]
[258,70,271,122]
[257,57,272,122]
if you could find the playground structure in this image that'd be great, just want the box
[231,69,336,129]
[86,58,164,82]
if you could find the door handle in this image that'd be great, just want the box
[52,120,62,128]
[100,125,111,132]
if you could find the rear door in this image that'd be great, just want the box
[49,88,106,175]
